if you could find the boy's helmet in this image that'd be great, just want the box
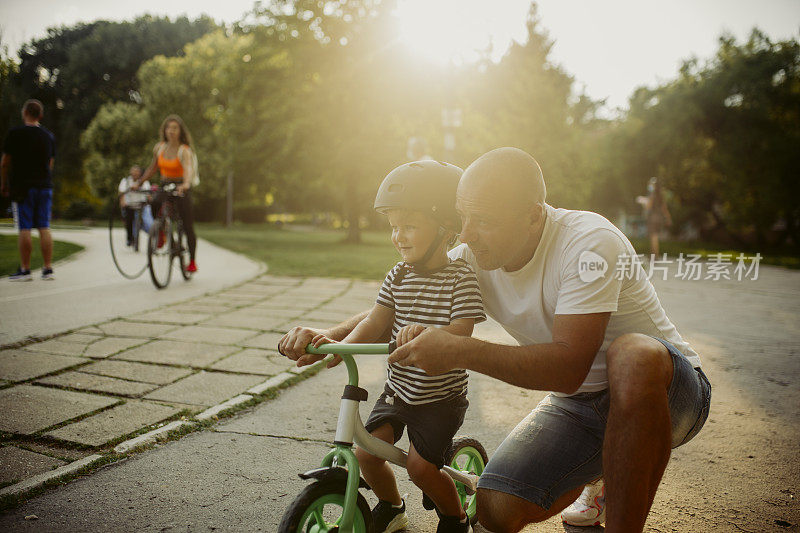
[374,160,463,231]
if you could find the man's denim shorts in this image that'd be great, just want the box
[477,337,712,510]
[13,188,53,230]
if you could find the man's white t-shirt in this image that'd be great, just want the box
[449,203,701,395]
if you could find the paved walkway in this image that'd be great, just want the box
[1,270,379,496]
[0,227,263,344]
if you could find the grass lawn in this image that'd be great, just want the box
[0,234,84,276]
[198,223,799,280]
[198,224,399,280]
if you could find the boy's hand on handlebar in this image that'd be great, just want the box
[396,324,425,347]
[278,326,328,367]
[311,333,343,368]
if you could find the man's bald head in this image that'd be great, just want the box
[459,147,546,210]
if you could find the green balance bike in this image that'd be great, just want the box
[278,342,488,533]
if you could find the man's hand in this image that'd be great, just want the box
[310,333,343,368]
[278,326,328,367]
[395,324,425,347]
[388,327,462,375]
[130,182,140,191]
[177,183,189,195]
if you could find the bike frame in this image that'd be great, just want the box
[303,343,480,533]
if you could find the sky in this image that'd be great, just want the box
[1,0,798,112]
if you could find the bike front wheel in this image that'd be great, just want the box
[148,218,173,289]
[446,436,489,524]
[278,478,373,533]
[109,203,147,279]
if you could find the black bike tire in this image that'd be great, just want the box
[108,200,148,280]
[148,218,173,289]
[176,221,192,281]
[278,478,373,533]
[444,436,489,525]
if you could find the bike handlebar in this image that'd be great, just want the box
[304,342,396,355]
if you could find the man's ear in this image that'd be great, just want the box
[528,202,544,228]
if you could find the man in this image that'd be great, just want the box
[1,100,56,281]
[280,147,711,532]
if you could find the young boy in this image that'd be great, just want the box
[310,160,485,533]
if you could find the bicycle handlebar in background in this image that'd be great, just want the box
[303,342,396,355]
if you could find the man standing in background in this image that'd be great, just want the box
[1,99,57,281]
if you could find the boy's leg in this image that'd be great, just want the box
[406,441,464,519]
[355,423,402,505]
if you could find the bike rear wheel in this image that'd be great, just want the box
[175,222,192,281]
[109,202,148,279]
[148,217,173,289]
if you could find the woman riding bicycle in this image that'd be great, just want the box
[135,114,198,273]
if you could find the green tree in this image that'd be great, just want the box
[2,16,217,215]
[597,29,800,249]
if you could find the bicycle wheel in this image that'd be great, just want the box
[148,217,173,289]
[109,202,148,279]
[278,478,373,533]
[174,222,192,281]
[445,436,488,524]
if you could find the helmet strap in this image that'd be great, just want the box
[410,226,447,275]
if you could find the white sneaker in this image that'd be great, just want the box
[561,479,606,527]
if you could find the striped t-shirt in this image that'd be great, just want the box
[376,259,485,405]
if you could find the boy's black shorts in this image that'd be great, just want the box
[364,383,469,469]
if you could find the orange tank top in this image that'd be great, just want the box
[157,144,184,180]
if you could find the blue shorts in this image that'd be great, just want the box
[477,337,712,510]
[13,188,53,230]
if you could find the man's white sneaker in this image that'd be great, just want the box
[561,479,606,527]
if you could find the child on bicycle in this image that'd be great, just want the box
[309,160,485,533]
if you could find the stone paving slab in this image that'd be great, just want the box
[98,320,178,338]
[210,291,266,303]
[112,340,237,368]
[125,310,211,326]
[35,371,158,397]
[265,294,328,307]
[160,325,258,345]
[143,371,264,406]
[81,360,193,385]
[185,296,241,308]
[45,401,181,447]
[0,446,66,485]
[23,339,88,357]
[210,349,293,375]
[200,310,288,331]
[161,303,233,315]
[82,337,148,359]
[0,385,119,434]
[238,332,285,350]
[0,350,88,382]
[223,284,287,296]
[73,326,104,336]
[302,309,362,324]
[253,275,302,286]
[55,333,104,344]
